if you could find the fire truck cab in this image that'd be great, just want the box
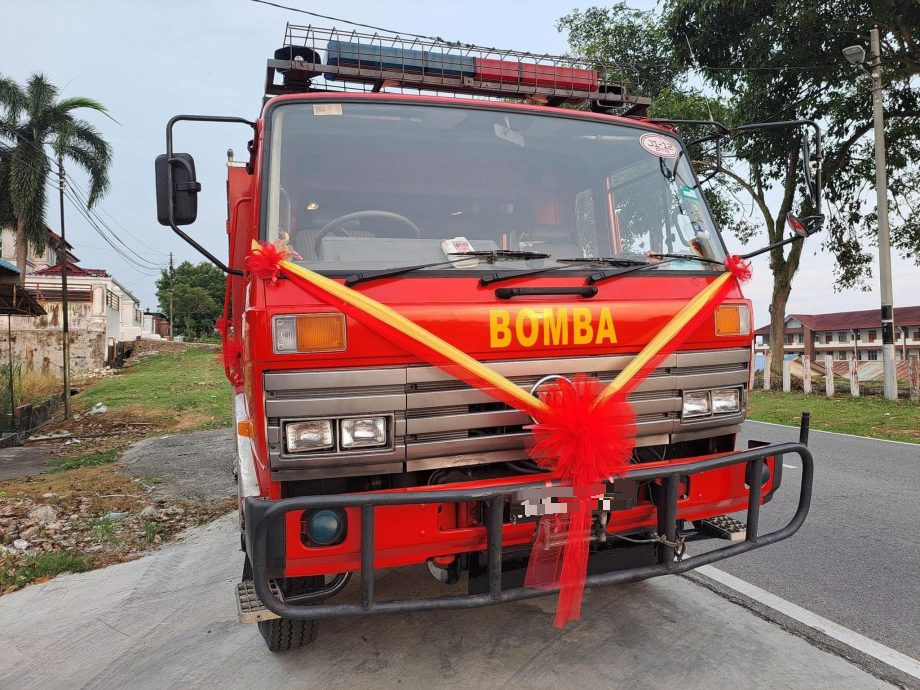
[155,25,816,652]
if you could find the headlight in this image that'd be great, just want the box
[341,417,387,448]
[711,388,741,414]
[682,390,711,418]
[285,420,334,453]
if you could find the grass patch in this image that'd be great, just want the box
[52,448,120,472]
[143,521,162,545]
[748,390,920,443]
[76,347,232,430]
[0,551,93,589]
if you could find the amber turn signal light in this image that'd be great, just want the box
[715,304,750,336]
[273,313,347,353]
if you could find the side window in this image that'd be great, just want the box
[574,188,597,258]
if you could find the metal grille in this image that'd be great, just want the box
[264,348,750,478]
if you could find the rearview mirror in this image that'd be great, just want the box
[786,212,818,238]
[155,152,200,226]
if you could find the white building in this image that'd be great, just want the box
[0,225,154,374]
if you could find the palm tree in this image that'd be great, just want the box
[0,73,112,282]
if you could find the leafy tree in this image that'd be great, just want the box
[155,261,225,339]
[0,73,112,282]
[559,2,920,376]
[0,146,14,228]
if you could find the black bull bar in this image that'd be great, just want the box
[245,437,813,621]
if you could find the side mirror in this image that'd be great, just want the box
[155,152,200,226]
[786,212,818,238]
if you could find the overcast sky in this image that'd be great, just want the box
[2,0,917,327]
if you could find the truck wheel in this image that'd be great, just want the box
[258,617,317,653]
[243,556,321,653]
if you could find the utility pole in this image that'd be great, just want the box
[870,27,897,401]
[168,252,174,340]
[58,154,71,420]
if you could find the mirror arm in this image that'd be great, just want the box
[739,233,803,260]
[731,119,824,230]
[166,115,257,276]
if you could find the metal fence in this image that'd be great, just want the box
[0,362,21,433]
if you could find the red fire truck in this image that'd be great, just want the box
[155,26,819,652]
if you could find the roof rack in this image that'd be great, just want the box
[265,24,650,114]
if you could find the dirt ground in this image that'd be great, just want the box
[0,426,236,594]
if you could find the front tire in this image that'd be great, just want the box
[244,556,321,653]
[258,617,317,652]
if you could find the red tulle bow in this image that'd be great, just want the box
[524,375,636,627]
[221,338,244,386]
[724,254,753,283]
[246,240,292,284]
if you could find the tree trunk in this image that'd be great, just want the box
[768,278,791,382]
[15,217,27,285]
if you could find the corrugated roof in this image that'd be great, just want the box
[756,305,920,335]
[32,261,108,278]
[0,257,20,275]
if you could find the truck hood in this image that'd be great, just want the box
[247,273,750,366]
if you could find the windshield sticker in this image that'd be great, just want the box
[313,103,343,116]
[640,133,679,158]
[680,185,699,200]
[689,202,705,223]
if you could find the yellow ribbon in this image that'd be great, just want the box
[270,248,733,415]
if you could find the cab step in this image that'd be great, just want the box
[237,580,282,624]
[699,515,747,542]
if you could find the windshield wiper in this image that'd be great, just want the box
[587,254,723,285]
[346,250,553,287]
[345,258,469,287]
[646,252,724,266]
[449,249,551,262]
[480,256,649,286]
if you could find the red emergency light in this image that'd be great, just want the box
[267,25,629,108]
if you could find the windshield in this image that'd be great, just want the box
[263,101,726,273]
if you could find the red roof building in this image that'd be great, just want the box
[755,306,920,362]
[32,261,109,278]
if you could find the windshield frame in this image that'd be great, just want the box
[258,94,729,278]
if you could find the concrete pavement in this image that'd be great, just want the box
[724,421,920,659]
[0,514,894,690]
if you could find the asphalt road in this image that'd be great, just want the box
[720,421,920,659]
[0,515,892,690]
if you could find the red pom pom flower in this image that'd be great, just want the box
[724,254,753,283]
[246,239,293,284]
[524,375,636,627]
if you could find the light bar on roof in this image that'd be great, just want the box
[323,40,599,94]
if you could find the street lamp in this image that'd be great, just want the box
[842,28,898,401]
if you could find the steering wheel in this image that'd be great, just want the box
[313,210,421,257]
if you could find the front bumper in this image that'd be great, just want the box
[244,438,813,621]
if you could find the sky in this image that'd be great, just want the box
[1,0,917,328]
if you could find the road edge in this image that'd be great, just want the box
[684,568,919,690]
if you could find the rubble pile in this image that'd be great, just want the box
[0,481,232,594]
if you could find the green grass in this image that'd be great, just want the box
[52,448,120,472]
[0,551,93,589]
[748,390,920,444]
[76,348,232,429]
[143,521,162,545]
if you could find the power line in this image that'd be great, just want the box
[11,151,166,275]
[4,129,168,267]
[251,0,855,72]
